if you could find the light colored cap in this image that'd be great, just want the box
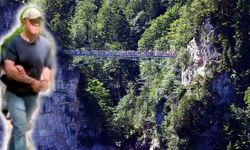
[22,7,43,20]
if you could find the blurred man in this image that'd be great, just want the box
[0,5,55,150]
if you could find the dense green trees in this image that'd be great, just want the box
[96,0,131,49]
[138,4,180,51]
[70,0,97,48]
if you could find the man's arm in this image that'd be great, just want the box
[40,67,54,91]
[4,59,48,92]
[41,67,52,81]
[4,59,37,84]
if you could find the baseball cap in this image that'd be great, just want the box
[22,7,43,20]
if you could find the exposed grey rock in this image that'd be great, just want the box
[210,73,235,106]
[182,18,219,86]
[179,18,236,149]
[0,0,20,35]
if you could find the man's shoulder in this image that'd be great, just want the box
[2,34,20,48]
[38,34,55,53]
[39,35,50,45]
[1,27,23,48]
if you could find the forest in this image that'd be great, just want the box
[1,0,250,149]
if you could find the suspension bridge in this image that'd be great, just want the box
[64,50,177,59]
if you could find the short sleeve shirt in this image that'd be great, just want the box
[1,34,55,95]
[3,34,54,79]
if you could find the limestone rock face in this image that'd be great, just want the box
[178,18,237,149]
[0,1,20,36]
[182,18,219,86]
[209,73,235,106]
[181,18,235,106]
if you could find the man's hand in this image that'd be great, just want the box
[16,65,26,76]
[31,80,41,92]
[40,80,49,91]
[31,80,49,92]
[40,67,54,93]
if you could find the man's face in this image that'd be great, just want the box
[23,18,42,35]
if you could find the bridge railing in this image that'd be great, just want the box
[64,50,177,59]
